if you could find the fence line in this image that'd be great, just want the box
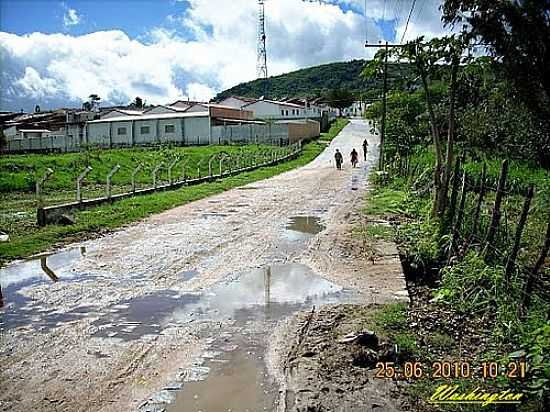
[393,152,550,313]
[36,143,302,226]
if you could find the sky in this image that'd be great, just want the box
[0,0,450,111]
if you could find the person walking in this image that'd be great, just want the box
[362,139,368,161]
[350,149,359,168]
[334,149,343,170]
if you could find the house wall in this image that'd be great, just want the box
[184,117,210,145]
[286,120,320,143]
[133,119,158,145]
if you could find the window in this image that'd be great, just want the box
[140,126,150,134]
[285,110,289,116]
[281,110,285,116]
[164,124,175,133]
[117,127,127,135]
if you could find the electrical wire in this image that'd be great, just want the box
[400,0,417,43]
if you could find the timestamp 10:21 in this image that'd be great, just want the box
[375,361,527,380]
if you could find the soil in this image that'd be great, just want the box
[0,119,408,411]
[269,304,409,412]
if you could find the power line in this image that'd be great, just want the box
[400,0,417,43]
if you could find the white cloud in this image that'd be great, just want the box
[186,82,216,101]
[63,7,81,28]
[1,0,448,111]
[14,67,61,98]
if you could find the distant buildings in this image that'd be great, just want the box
[0,96,333,153]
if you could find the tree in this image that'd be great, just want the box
[82,101,92,111]
[442,0,550,167]
[34,105,41,113]
[131,96,144,109]
[363,35,468,218]
[325,89,355,116]
[88,94,101,111]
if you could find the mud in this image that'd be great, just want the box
[270,304,408,412]
[0,120,408,412]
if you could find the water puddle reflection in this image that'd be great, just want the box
[136,264,357,412]
[0,247,92,330]
[94,264,352,342]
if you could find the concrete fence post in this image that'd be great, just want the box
[208,154,218,177]
[197,156,208,178]
[131,163,144,193]
[76,166,93,203]
[36,168,54,208]
[106,164,121,199]
[153,162,164,189]
[168,158,179,185]
[181,158,189,182]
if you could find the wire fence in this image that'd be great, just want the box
[389,151,550,313]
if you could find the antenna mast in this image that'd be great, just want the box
[257,0,268,94]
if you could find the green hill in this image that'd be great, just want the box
[214,60,413,101]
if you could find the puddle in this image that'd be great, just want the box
[168,338,276,412]
[93,264,353,342]
[134,264,357,411]
[283,216,325,244]
[180,269,199,281]
[0,247,92,330]
[0,247,87,306]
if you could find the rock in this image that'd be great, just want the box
[56,214,75,225]
[352,347,378,368]
[149,390,175,404]
[163,381,183,391]
[338,331,378,349]
[0,232,9,242]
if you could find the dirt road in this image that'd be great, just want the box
[0,119,407,411]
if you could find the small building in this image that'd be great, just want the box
[85,105,255,147]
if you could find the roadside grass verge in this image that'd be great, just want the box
[0,141,325,264]
[360,147,549,411]
[319,118,350,143]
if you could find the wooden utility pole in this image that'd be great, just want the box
[365,42,404,171]
[380,42,389,170]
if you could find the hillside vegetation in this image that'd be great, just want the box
[214,60,413,101]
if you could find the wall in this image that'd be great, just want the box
[286,120,321,143]
[2,117,319,153]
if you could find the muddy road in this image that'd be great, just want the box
[0,119,407,411]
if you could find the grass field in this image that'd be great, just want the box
[0,141,325,264]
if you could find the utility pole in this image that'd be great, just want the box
[257,0,268,97]
[380,41,388,170]
[366,41,404,171]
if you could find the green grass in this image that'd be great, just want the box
[319,118,350,142]
[0,141,325,263]
[0,144,273,193]
[363,187,408,215]
[366,146,549,410]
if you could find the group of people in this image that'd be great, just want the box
[334,139,368,170]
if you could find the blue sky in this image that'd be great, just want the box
[0,0,446,111]
[1,0,195,39]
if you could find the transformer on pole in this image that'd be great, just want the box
[257,0,268,95]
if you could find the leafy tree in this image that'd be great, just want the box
[88,94,101,111]
[442,0,550,167]
[34,105,41,113]
[325,89,355,116]
[82,101,92,111]
[131,96,144,109]
[363,35,469,218]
